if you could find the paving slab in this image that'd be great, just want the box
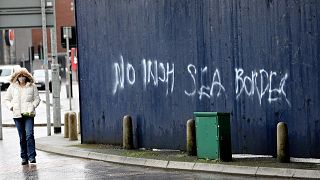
[293,169,320,179]
[256,167,295,178]
[88,152,108,161]
[167,161,195,170]
[193,163,224,172]
[123,157,147,166]
[144,159,168,168]
[104,154,126,164]
[221,164,258,176]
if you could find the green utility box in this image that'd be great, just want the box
[194,112,232,161]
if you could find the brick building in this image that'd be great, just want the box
[32,0,75,56]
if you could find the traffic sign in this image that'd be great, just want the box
[9,30,14,46]
[4,29,14,46]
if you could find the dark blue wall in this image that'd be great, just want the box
[75,0,320,158]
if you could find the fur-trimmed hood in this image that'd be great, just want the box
[10,68,34,84]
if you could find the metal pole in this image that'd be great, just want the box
[29,47,33,72]
[22,54,25,67]
[41,0,51,136]
[65,27,72,111]
[0,85,3,140]
[3,30,9,64]
[51,0,61,134]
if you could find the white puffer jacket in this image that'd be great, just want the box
[4,68,41,118]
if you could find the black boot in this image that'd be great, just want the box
[21,159,29,165]
[29,158,36,163]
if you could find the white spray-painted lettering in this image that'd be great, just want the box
[210,68,225,97]
[158,63,166,82]
[112,55,125,94]
[113,56,174,95]
[235,68,290,106]
[112,55,290,106]
[142,59,174,95]
[198,67,210,100]
[184,65,225,100]
[184,64,197,96]
[126,63,135,85]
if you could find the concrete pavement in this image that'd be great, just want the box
[36,134,320,179]
[3,127,238,180]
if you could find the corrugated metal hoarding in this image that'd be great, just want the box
[75,0,320,158]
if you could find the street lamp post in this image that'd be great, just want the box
[0,85,3,140]
[41,0,51,136]
[63,26,72,111]
[51,0,62,134]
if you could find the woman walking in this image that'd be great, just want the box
[4,68,41,165]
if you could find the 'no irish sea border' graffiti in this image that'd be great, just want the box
[112,55,291,107]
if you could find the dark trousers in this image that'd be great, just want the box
[14,116,36,160]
